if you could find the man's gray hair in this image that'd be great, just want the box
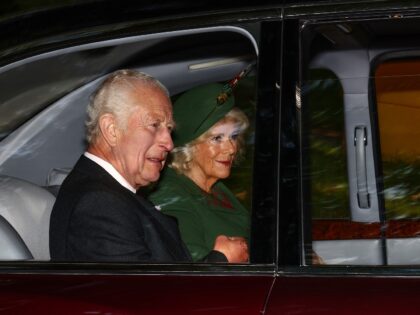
[85,69,169,144]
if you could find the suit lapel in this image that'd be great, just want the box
[135,193,180,239]
[134,193,191,260]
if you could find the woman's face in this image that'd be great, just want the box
[189,120,241,189]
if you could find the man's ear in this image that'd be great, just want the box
[99,113,118,146]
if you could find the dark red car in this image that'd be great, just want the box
[1,0,420,313]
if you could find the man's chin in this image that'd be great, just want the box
[145,173,161,185]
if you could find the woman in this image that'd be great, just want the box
[149,83,250,262]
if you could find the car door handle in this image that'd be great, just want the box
[354,126,370,208]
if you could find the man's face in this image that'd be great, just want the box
[113,83,174,189]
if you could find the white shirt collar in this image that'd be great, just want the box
[84,152,137,193]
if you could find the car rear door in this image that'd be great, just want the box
[265,2,420,314]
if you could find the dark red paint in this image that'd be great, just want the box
[0,274,273,314]
[266,276,420,315]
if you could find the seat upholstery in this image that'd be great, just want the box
[0,215,33,260]
[45,167,71,196]
[0,175,55,260]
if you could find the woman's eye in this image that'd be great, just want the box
[211,135,223,143]
[230,133,239,140]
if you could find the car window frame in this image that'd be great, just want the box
[286,5,420,274]
[0,15,279,275]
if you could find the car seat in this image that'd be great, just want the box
[0,175,55,260]
[0,215,33,260]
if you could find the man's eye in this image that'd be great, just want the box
[150,122,160,129]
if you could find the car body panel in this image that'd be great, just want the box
[0,273,273,314]
[267,274,420,315]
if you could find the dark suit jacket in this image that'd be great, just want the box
[50,155,202,262]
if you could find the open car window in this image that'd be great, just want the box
[0,25,269,266]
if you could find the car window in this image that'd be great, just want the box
[300,18,420,266]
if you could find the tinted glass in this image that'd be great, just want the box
[302,17,420,266]
[375,59,420,265]
[301,20,383,266]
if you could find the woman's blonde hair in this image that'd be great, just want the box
[169,107,249,174]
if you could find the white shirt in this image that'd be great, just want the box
[84,152,137,193]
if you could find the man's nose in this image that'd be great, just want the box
[160,128,174,151]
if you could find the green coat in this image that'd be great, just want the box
[148,167,250,261]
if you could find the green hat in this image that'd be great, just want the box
[172,83,235,147]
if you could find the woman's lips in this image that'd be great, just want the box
[216,160,232,167]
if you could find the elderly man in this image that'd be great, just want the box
[49,69,248,263]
